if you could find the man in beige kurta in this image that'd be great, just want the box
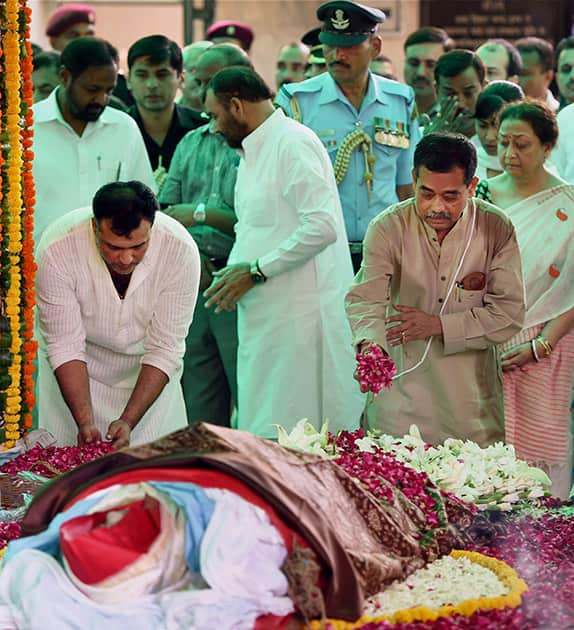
[346,132,525,446]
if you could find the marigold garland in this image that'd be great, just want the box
[0,0,37,447]
[308,550,528,629]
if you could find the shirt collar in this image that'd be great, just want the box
[239,108,284,159]
[33,86,118,129]
[318,71,388,107]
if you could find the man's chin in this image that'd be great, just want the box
[79,108,104,122]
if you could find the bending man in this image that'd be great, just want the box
[36,181,200,448]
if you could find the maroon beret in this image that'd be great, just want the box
[205,20,254,51]
[46,3,96,37]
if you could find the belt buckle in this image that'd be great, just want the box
[348,242,363,255]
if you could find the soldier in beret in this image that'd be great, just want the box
[276,1,420,272]
[205,20,254,53]
[45,3,96,52]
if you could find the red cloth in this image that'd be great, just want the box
[60,497,161,584]
[67,467,297,551]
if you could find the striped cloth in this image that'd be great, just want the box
[500,324,574,496]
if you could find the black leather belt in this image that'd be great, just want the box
[348,242,363,255]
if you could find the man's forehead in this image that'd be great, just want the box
[558,48,574,64]
[130,57,173,71]
[438,68,481,87]
[405,42,444,61]
[417,166,468,186]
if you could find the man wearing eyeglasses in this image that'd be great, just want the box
[403,26,454,124]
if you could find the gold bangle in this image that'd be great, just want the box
[536,336,552,357]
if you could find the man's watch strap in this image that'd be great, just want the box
[250,259,267,283]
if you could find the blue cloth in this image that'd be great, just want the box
[276,71,420,241]
[148,482,214,573]
[4,482,215,575]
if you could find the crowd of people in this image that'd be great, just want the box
[29,1,574,498]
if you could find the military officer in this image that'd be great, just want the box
[276,1,420,271]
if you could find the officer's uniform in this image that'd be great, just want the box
[275,1,420,269]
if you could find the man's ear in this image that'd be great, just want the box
[59,65,71,88]
[370,34,382,59]
[411,167,418,187]
[229,95,243,117]
[467,175,479,196]
[544,69,555,87]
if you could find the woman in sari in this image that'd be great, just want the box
[475,100,574,498]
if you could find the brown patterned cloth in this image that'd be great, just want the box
[0,475,45,509]
[21,423,456,621]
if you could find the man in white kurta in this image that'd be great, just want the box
[32,38,155,242]
[36,200,200,447]
[203,68,364,438]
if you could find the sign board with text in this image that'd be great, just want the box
[420,0,573,49]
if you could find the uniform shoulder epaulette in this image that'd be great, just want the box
[279,74,325,100]
[374,75,414,101]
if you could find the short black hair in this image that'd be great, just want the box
[414,132,477,185]
[404,26,454,52]
[60,37,119,80]
[474,80,524,120]
[435,49,486,84]
[93,181,157,236]
[480,39,522,77]
[498,99,559,148]
[33,50,61,72]
[515,37,555,72]
[127,34,183,74]
[207,66,273,105]
[556,36,574,65]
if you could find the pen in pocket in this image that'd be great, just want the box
[97,156,101,171]
[115,162,122,181]
[455,281,463,302]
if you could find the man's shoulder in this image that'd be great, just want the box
[278,73,330,99]
[37,207,93,258]
[557,102,574,127]
[370,198,414,230]
[373,75,414,103]
[100,106,141,131]
[154,211,198,250]
[474,197,513,226]
[175,103,205,130]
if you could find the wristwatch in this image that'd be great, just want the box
[250,259,267,283]
[193,202,206,224]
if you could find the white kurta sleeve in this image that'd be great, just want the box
[257,134,337,278]
[123,117,157,194]
[345,218,393,349]
[142,238,200,377]
[36,247,87,370]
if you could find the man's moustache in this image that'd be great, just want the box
[426,212,451,220]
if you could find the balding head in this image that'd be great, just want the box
[193,44,253,105]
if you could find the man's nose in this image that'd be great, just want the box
[93,91,108,107]
[485,126,497,141]
[415,63,426,77]
[119,250,134,264]
[146,75,159,88]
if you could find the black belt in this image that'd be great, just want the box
[348,242,363,255]
[210,257,228,270]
